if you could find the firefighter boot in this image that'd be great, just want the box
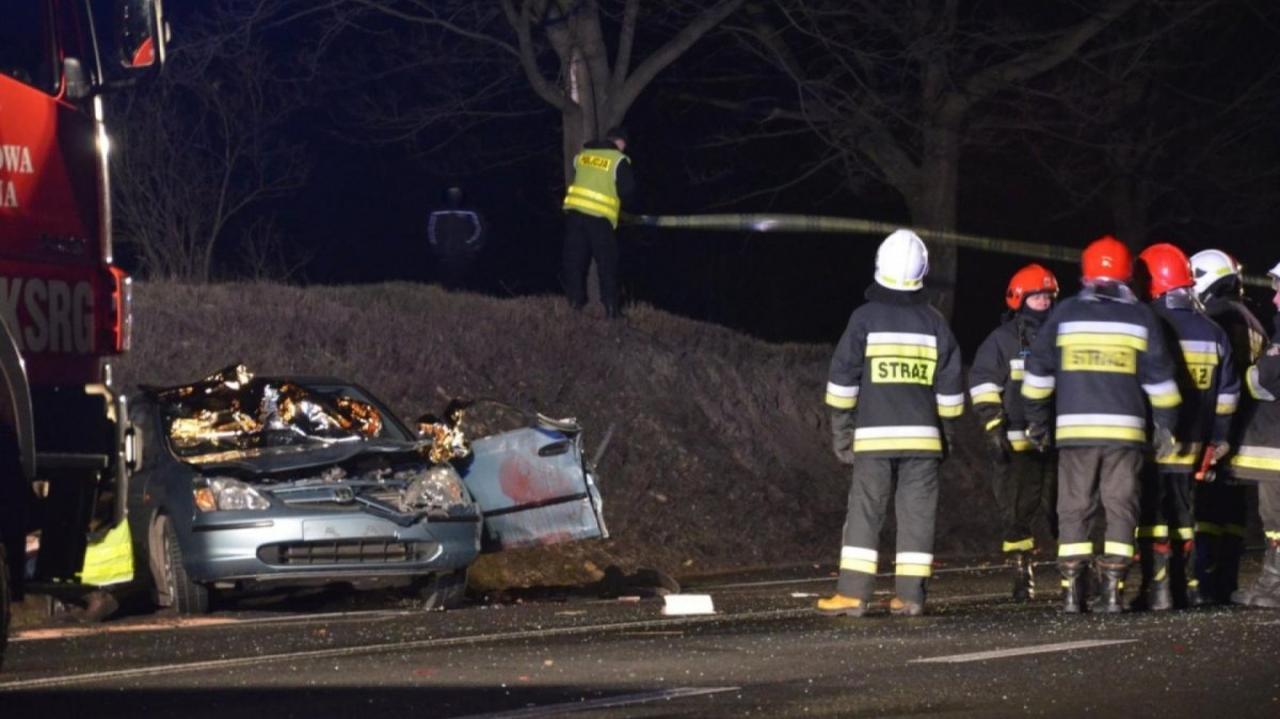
[1059,559,1089,614]
[1177,539,1202,609]
[1232,540,1280,609]
[1214,534,1244,604]
[1011,552,1035,602]
[1094,558,1129,614]
[816,594,868,617]
[1133,541,1172,611]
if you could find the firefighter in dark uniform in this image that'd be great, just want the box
[1022,236,1182,613]
[562,127,634,319]
[817,229,965,617]
[1189,249,1268,603]
[969,263,1060,601]
[1229,260,1280,608]
[1132,244,1238,610]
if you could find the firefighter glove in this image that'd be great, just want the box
[830,409,857,466]
[1025,422,1050,452]
[1210,441,1231,463]
[1152,424,1180,461]
[986,427,1012,462]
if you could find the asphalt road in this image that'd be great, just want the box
[2,560,1277,718]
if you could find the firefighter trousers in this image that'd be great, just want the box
[991,450,1058,554]
[1057,446,1142,564]
[836,456,939,604]
[1262,480,1280,538]
[562,211,619,311]
[1137,467,1196,594]
[1194,480,1249,594]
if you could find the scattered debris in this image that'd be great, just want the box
[662,594,715,615]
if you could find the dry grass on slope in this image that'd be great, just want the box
[114,282,1005,588]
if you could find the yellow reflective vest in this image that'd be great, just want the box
[563,148,628,228]
[79,520,135,587]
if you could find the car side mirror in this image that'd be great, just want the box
[116,0,167,70]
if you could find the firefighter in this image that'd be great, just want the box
[1189,249,1268,603]
[562,127,635,319]
[969,263,1060,601]
[817,229,964,617]
[1229,260,1280,608]
[1022,235,1181,613]
[1132,244,1238,610]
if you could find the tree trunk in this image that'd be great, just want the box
[908,125,961,319]
[1110,175,1150,250]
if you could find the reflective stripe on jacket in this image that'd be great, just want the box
[826,286,964,457]
[969,313,1043,451]
[563,148,628,227]
[1232,342,1280,481]
[1150,295,1239,471]
[1022,284,1181,448]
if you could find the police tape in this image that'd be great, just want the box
[624,212,1273,288]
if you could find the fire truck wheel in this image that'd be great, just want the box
[154,515,209,615]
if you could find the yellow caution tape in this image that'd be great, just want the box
[624,213,1273,288]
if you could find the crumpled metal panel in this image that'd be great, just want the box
[462,427,606,551]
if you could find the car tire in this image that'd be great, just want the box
[415,569,467,611]
[153,515,210,615]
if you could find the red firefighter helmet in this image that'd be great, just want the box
[1137,243,1194,299]
[1005,263,1060,310]
[1081,235,1132,283]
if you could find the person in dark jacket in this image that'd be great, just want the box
[1228,260,1280,608]
[969,263,1060,601]
[1189,249,1268,603]
[562,127,635,319]
[817,229,965,618]
[1132,243,1238,610]
[427,186,486,290]
[1022,236,1182,614]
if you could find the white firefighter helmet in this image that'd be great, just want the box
[1270,260,1280,289]
[1189,249,1242,298]
[874,229,929,291]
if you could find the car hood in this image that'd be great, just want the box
[185,438,423,474]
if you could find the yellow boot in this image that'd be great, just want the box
[816,593,867,617]
[889,596,924,617]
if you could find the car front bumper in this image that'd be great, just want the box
[181,510,482,584]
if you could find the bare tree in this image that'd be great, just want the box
[999,1,1280,249]
[313,0,745,182]
[729,0,1140,315]
[111,2,311,282]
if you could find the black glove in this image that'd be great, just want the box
[986,428,1013,462]
[831,409,857,466]
[1025,422,1050,453]
[1151,424,1180,461]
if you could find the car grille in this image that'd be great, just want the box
[257,540,438,566]
[359,487,402,508]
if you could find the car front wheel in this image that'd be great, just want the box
[151,515,210,615]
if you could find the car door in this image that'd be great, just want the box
[460,425,607,552]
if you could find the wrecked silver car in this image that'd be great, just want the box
[125,366,607,613]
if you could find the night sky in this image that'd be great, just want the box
[116,1,1280,354]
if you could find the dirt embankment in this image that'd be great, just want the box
[115,282,1008,588]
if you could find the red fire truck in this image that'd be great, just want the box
[1,0,166,666]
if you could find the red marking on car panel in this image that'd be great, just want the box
[498,454,573,503]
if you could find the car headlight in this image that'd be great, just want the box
[399,465,469,512]
[194,477,271,512]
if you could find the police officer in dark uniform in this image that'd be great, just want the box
[562,127,634,319]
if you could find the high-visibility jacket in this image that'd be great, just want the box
[1231,329,1280,482]
[562,147,630,227]
[825,284,964,457]
[969,311,1047,451]
[1022,282,1181,447]
[1149,291,1239,471]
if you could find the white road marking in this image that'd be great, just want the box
[0,610,805,691]
[452,686,740,718]
[10,609,413,642]
[911,639,1137,664]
